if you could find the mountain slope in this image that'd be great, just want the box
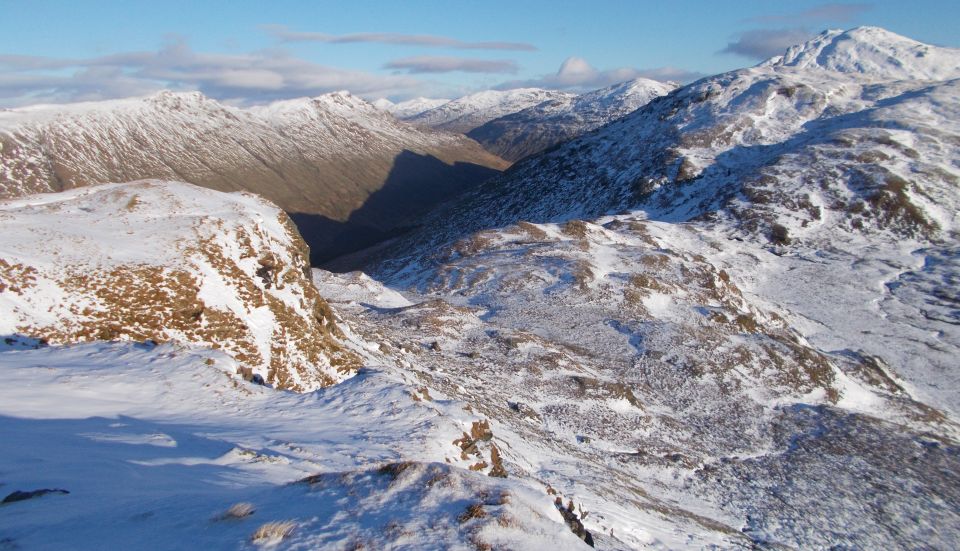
[373,27,960,271]
[371,26,960,416]
[0,91,509,263]
[467,78,676,161]
[343,27,960,548]
[403,88,576,134]
[322,213,959,549]
[0,180,359,391]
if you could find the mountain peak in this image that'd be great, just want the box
[770,26,960,80]
[147,90,211,108]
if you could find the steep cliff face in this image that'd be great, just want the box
[0,180,359,391]
[0,91,509,263]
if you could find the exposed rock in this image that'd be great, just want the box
[0,180,360,391]
[2,488,69,504]
[554,497,594,547]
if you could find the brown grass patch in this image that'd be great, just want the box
[458,503,488,523]
[0,258,39,294]
[251,521,296,545]
[215,502,256,520]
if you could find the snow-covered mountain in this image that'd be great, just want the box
[374,26,960,270]
[768,26,960,80]
[467,78,677,161]
[403,88,575,134]
[381,81,675,162]
[0,180,594,549]
[0,91,508,263]
[344,27,960,548]
[3,25,960,551]
[374,96,452,119]
[0,180,358,391]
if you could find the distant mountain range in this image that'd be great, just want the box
[0,91,508,263]
[374,79,675,162]
[397,88,575,134]
[466,78,676,161]
[374,96,451,119]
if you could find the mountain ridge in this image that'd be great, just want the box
[365,26,960,421]
[467,77,676,161]
[402,88,576,134]
[0,89,509,263]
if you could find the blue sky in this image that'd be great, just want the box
[1,0,958,106]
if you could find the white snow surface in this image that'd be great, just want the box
[0,341,585,550]
[324,212,960,550]
[403,88,575,133]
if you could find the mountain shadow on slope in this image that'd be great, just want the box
[291,150,501,267]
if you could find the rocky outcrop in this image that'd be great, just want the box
[0,180,359,391]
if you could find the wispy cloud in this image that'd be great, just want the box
[385,56,518,74]
[262,24,537,51]
[495,56,702,92]
[0,39,428,107]
[719,28,815,59]
[746,2,872,24]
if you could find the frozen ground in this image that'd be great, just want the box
[0,340,586,550]
[317,211,960,549]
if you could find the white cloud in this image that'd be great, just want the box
[723,3,872,61]
[0,40,429,107]
[555,57,595,83]
[720,29,815,59]
[385,56,518,74]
